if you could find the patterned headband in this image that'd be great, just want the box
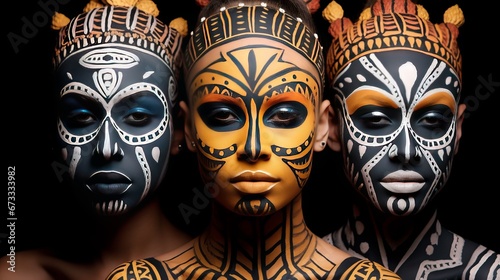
[51,0,188,79]
[184,3,325,82]
[322,0,464,84]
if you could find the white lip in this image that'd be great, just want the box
[380,170,425,193]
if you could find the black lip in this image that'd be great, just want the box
[88,171,131,184]
[86,172,132,195]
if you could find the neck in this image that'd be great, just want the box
[100,198,192,260]
[201,195,319,266]
[57,197,191,262]
[334,199,441,270]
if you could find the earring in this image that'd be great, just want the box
[178,144,183,151]
[320,141,326,147]
[191,141,196,147]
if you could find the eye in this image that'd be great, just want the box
[264,101,307,128]
[59,94,102,128]
[66,109,97,127]
[417,111,452,128]
[198,102,245,131]
[360,111,391,128]
[123,108,152,126]
[350,105,401,134]
[412,106,453,137]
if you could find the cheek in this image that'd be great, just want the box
[194,114,247,149]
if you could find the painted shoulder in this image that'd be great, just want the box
[334,257,402,280]
[106,257,172,280]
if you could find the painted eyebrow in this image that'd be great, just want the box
[414,91,456,114]
[345,89,398,114]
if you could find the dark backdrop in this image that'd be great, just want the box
[3,0,499,256]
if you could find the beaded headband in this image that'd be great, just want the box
[51,0,188,80]
[322,0,464,84]
[184,3,325,82]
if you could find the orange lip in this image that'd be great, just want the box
[230,171,279,194]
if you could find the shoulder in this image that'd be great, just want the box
[461,242,500,279]
[106,257,173,280]
[106,239,197,280]
[334,257,402,280]
[315,236,401,279]
[0,249,55,280]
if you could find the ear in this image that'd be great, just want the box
[179,101,197,152]
[327,102,342,152]
[314,100,331,152]
[454,103,466,154]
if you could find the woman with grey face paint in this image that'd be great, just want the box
[0,1,193,279]
[321,0,500,279]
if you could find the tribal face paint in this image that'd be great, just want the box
[184,5,324,216]
[53,6,184,215]
[333,50,461,216]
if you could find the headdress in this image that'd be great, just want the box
[322,0,464,84]
[185,1,324,82]
[51,0,188,81]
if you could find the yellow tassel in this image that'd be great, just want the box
[135,0,159,17]
[103,0,139,6]
[170,17,188,37]
[444,5,465,27]
[416,5,429,21]
[51,12,70,30]
[322,0,343,23]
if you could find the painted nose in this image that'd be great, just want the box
[388,126,421,164]
[238,103,271,163]
[93,119,124,161]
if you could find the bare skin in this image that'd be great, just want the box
[0,199,191,280]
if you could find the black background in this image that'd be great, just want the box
[3,0,499,257]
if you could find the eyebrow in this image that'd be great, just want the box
[345,89,398,114]
[414,91,456,114]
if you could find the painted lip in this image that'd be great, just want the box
[380,170,425,193]
[230,171,279,194]
[86,171,132,195]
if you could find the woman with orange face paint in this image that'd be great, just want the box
[105,0,401,279]
[321,0,500,279]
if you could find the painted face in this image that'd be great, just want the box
[55,44,177,215]
[333,50,461,216]
[186,37,322,216]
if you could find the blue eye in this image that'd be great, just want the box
[67,109,97,126]
[59,94,102,128]
[123,108,153,126]
[264,101,307,128]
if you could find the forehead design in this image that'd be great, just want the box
[184,4,324,86]
[189,45,320,101]
[53,5,185,89]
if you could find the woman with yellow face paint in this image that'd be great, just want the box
[105,0,401,279]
